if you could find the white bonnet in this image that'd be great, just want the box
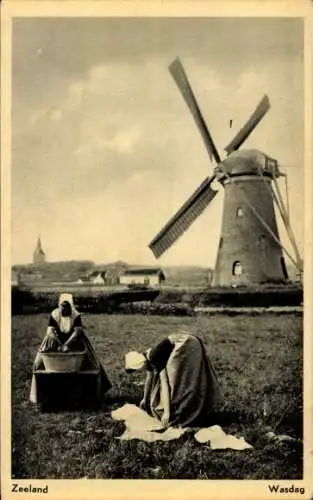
[125,351,146,371]
[59,293,74,307]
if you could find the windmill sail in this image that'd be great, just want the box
[169,58,221,164]
[149,175,217,258]
[224,94,270,154]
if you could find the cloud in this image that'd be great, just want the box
[74,123,142,157]
[108,127,142,154]
[30,105,62,125]
[67,81,85,108]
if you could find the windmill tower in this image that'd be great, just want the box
[212,150,288,286]
[148,58,302,286]
[33,237,46,265]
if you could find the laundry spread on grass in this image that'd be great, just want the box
[195,425,253,450]
[111,404,253,450]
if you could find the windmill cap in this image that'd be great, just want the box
[215,149,280,180]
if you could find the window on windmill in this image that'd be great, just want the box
[232,261,242,276]
[259,234,267,250]
[236,207,243,217]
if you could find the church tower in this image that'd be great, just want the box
[33,237,46,265]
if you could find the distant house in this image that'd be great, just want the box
[77,271,107,285]
[119,268,166,287]
[105,267,122,286]
[76,276,90,284]
[90,271,107,285]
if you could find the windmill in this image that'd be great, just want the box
[148,58,302,287]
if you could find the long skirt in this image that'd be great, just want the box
[148,333,222,427]
[30,331,111,404]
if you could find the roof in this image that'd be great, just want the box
[215,149,280,179]
[88,270,107,278]
[34,238,45,255]
[122,267,164,277]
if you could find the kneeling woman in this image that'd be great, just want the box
[125,332,222,428]
[30,293,111,403]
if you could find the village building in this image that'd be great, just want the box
[88,271,107,285]
[119,267,166,287]
[104,267,123,286]
[77,271,108,285]
[77,264,126,286]
[76,276,90,284]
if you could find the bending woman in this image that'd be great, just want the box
[125,332,222,428]
[30,293,111,403]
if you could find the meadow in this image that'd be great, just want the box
[11,312,302,479]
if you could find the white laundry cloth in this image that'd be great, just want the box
[111,404,187,442]
[195,425,253,450]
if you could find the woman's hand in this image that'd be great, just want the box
[139,399,146,410]
[64,332,76,348]
[61,345,69,352]
[141,371,153,412]
[159,369,171,429]
[47,330,58,341]
[161,412,170,429]
[46,329,62,348]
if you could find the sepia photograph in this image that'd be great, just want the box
[1,2,312,499]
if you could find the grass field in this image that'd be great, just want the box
[11,312,302,479]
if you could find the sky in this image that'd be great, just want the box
[11,17,304,267]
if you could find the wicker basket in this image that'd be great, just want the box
[41,350,86,373]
